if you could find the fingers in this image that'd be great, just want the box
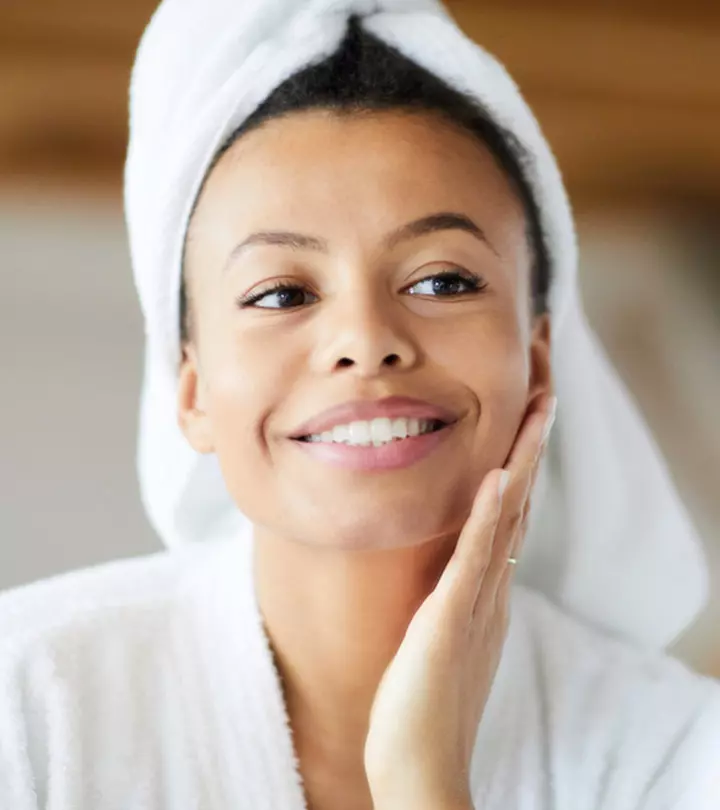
[434,468,505,608]
[502,394,556,527]
[496,394,554,525]
[505,395,557,477]
[477,395,556,611]
[487,395,554,561]
[434,395,557,623]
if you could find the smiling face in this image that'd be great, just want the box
[178,109,552,550]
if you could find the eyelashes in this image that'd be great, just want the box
[237,269,489,310]
[238,280,316,309]
[406,269,486,298]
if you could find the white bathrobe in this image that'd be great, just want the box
[1,535,719,810]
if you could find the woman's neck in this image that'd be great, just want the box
[252,526,458,766]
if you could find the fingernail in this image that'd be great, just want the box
[498,470,511,504]
[541,397,557,446]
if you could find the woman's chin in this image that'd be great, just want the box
[295,494,474,552]
[240,468,485,551]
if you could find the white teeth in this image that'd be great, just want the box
[331,424,350,443]
[304,416,441,446]
[370,418,394,446]
[391,418,408,440]
[348,421,372,446]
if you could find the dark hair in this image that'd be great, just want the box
[180,14,550,347]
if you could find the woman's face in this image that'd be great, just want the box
[180,109,552,550]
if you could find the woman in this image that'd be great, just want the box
[1,2,719,808]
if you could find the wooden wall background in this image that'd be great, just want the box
[1,0,719,208]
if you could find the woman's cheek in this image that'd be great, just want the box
[454,320,528,402]
[464,337,530,463]
[204,330,299,464]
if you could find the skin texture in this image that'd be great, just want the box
[178,109,552,810]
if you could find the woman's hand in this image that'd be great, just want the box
[364,394,557,810]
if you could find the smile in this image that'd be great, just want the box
[290,417,457,471]
[296,416,447,446]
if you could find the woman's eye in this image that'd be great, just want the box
[405,270,487,297]
[238,283,318,309]
[238,270,486,310]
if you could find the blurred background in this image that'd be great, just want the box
[1,1,718,674]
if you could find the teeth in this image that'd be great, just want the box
[370,418,393,446]
[304,417,441,446]
[391,418,408,440]
[349,421,372,445]
[332,424,350,443]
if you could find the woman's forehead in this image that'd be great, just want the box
[194,109,527,246]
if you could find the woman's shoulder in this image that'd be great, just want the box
[0,543,228,810]
[504,584,720,806]
[510,582,719,699]
[0,543,211,666]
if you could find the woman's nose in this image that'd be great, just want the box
[312,292,418,377]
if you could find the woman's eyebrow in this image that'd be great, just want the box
[385,212,497,255]
[223,211,497,272]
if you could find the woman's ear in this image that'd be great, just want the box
[177,343,215,454]
[527,313,553,409]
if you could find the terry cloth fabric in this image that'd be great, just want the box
[1,538,719,809]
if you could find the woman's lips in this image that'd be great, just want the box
[289,421,458,471]
[288,396,459,439]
